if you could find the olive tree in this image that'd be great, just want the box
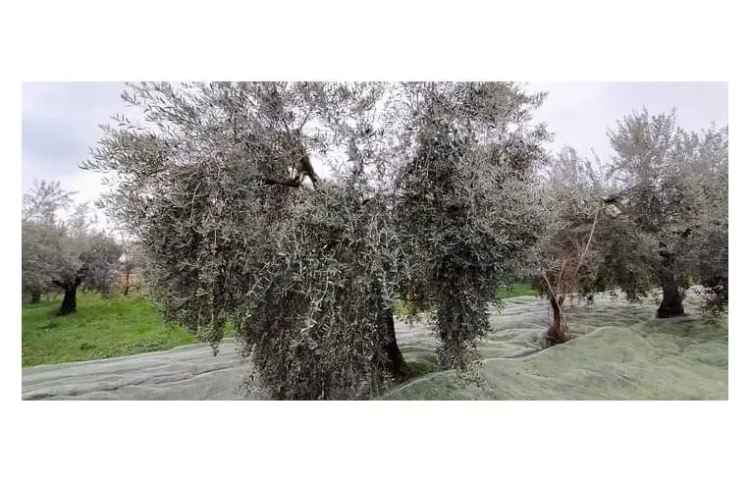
[86,82,412,398]
[86,82,550,398]
[118,238,146,296]
[531,148,605,344]
[605,110,728,317]
[677,126,728,313]
[79,231,123,298]
[394,82,547,368]
[22,181,122,314]
[22,222,59,304]
[22,180,73,303]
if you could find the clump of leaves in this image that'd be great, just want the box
[395,83,547,368]
[87,82,550,398]
[238,187,402,399]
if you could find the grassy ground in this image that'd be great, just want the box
[495,282,537,301]
[22,292,196,367]
[23,283,536,370]
[21,287,727,400]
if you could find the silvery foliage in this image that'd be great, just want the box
[394,83,548,368]
[675,126,728,313]
[532,149,605,301]
[86,82,548,398]
[606,110,728,309]
[539,147,662,303]
[22,180,121,298]
[22,180,74,297]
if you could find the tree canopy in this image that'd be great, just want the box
[605,110,728,316]
[84,82,551,398]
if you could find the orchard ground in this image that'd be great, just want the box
[22,286,727,399]
[387,290,727,400]
[22,284,534,367]
[22,293,195,367]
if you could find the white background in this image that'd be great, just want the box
[1,1,747,482]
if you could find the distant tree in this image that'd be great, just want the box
[592,210,659,303]
[118,239,146,296]
[677,126,729,313]
[79,231,123,298]
[22,222,59,304]
[532,148,605,344]
[22,180,73,303]
[22,179,74,225]
[22,181,121,315]
[605,110,728,317]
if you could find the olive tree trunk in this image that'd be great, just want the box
[123,269,131,296]
[55,277,83,316]
[29,288,41,304]
[541,271,570,346]
[657,251,685,318]
[378,307,408,379]
[657,274,685,318]
[545,294,569,345]
[58,285,78,315]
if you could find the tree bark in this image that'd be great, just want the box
[58,284,79,316]
[378,307,408,379]
[541,272,569,345]
[657,250,685,318]
[657,273,685,318]
[545,294,569,345]
[123,270,130,296]
[29,288,41,304]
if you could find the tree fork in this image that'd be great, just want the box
[545,294,569,345]
[541,272,570,345]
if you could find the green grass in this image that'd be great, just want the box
[22,292,196,367]
[21,282,537,369]
[495,282,537,302]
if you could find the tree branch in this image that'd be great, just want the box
[573,207,601,279]
[540,271,556,300]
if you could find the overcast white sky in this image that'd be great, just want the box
[22,82,728,209]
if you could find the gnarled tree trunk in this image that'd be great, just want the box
[29,288,41,304]
[55,275,83,316]
[657,274,685,318]
[58,285,79,316]
[657,250,685,318]
[545,294,568,345]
